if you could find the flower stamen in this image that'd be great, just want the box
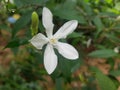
[49,38,57,44]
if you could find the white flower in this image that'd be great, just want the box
[29,7,79,74]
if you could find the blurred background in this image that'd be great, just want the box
[0,0,120,90]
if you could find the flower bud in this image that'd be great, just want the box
[114,47,119,53]
[31,11,39,36]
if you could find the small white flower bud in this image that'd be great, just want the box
[114,47,119,53]
[86,38,92,48]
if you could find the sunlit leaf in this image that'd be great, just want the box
[115,2,120,11]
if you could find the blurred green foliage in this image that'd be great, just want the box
[0,0,120,90]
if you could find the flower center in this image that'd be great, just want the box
[49,38,57,45]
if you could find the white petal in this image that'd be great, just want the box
[55,42,79,59]
[29,33,48,49]
[54,20,78,39]
[42,7,54,38]
[44,44,58,74]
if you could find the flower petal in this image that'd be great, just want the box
[29,33,48,49]
[54,20,78,39]
[42,7,54,38]
[55,42,79,59]
[44,44,58,74]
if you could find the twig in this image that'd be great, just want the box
[78,25,96,30]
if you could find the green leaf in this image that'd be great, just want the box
[54,0,87,24]
[106,33,120,43]
[105,0,113,4]
[88,49,117,58]
[59,57,72,77]
[93,16,104,30]
[5,39,20,48]
[95,71,117,90]
[5,38,28,48]
[56,53,79,79]
[67,32,83,38]
[55,10,86,24]
[110,70,120,77]
[93,16,104,38]
[78,0,93,16]
[99,12,117,17]
[95,72,117,90]
[55,77,64,90]
[14,0,44,8]
[90,67,117,90]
